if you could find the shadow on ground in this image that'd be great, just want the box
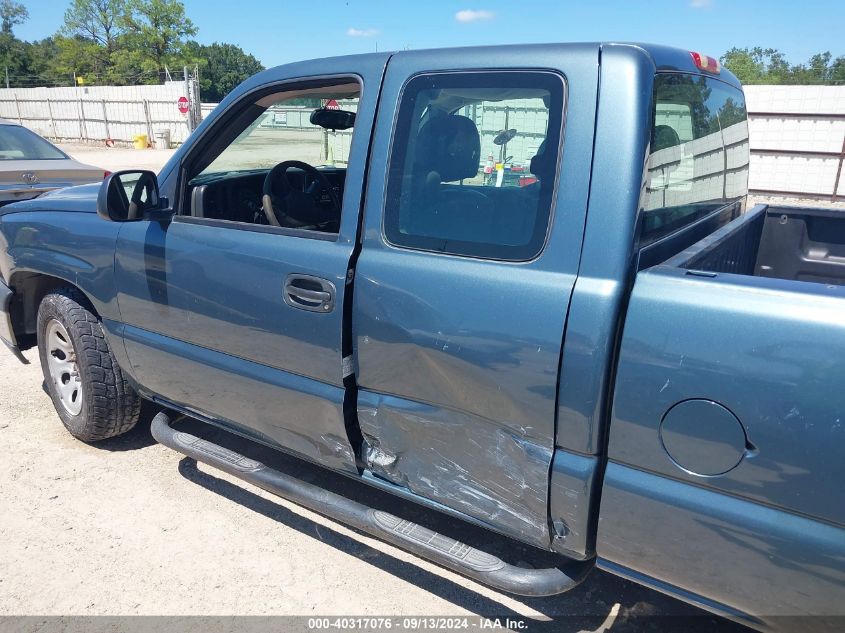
[91,399,161,451]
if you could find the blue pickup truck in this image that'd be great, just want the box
[1,43,843,629]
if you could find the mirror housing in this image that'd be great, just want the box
[97,170,163,222]
[310,108,355,131]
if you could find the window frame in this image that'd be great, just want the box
[173,73,364,242]
[381,69,567,262]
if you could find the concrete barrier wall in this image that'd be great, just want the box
[745,85,845,204]
[0,83,196,146]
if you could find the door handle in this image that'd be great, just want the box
[284,274,336,313]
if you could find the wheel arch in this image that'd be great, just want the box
[7,271,99,351]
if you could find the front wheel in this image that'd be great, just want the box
[37,289,141,442]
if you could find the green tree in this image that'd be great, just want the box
[831,57,845,84]
[808,52,833,82]
[722,47,845,85]
[62,0,127,51]
[720,47,766,84]
[24,38,67,86]
[720,47,794,83]
[0,0,28,86]
[52,35,100,84]
[791,52,845,84]
[765,49,791,82]
[120,0,197,77]
[53,0,200,85]
[184,41,264,101]
[0,0,27,34]
[60,0,132,82]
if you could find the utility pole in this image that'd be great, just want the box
[183,65,193,132]
[321,99,329,163]
[5,66,9,89]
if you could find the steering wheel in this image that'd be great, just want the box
[262,160,341,231]
[127,171,158,220]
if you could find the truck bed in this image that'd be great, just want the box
[601,202,845,625]
[665,204,845,285]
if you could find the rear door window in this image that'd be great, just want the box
[641,73,750,245]
[383,71,565,260]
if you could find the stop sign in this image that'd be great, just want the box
[177,96,189,114]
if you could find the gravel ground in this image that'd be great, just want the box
[0,348,746,632]
[59,142,178,173]
[0,144,750,631]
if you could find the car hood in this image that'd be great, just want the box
[0,182,100,217]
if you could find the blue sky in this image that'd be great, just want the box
[15,0,844,69]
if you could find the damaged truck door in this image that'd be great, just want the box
[352,48,599,551]
[113,56,390,473]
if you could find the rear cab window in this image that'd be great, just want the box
[641,73,750,246]
[0,125,67,160]
[383,71,565,260]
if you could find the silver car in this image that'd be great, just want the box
[0,119,105,205]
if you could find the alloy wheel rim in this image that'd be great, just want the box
[45,319,83,416]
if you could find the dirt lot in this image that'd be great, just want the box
[59,142,178,173]
[59,129,329,176]
[0,144,747,631]
[0,351,746,632]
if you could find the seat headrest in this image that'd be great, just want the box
[652,125,681,151]
[415,114,480,182]
[529,140,556,183]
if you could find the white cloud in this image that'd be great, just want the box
[455,9,495,23]
[689,0,713,8]
[347,27,379,37]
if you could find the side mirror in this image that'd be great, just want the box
[97,170,162,222]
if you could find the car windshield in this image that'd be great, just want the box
[0,125,67,161]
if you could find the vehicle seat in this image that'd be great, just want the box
[529,140,556,186]
[484,139,555,247]
[404,114,552,249]
[652,125,681,151]
[407,113,491,243]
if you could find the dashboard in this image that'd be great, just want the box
[189,167,347,226]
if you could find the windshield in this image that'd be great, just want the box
[0,125,67,161]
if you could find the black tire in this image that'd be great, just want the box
[37,288,141,442]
